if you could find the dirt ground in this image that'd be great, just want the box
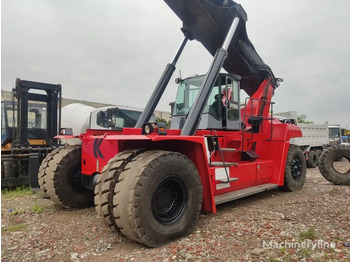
[1,166,350,262]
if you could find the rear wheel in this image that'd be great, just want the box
[113,150,203,247]
[279,144,306,191]
[306,150,318,168]
[45,146,94,209]
[318,144,350,185]
[38,148,61,198]
[94,149,145,230]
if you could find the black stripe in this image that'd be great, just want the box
[93,138,98,158]
[97,138,104,159]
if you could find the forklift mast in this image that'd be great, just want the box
[1,78,62,188]
[13,78,62,148]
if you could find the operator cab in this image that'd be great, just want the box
[171,73,241,131]
[1,101,48,146]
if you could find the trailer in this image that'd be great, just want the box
[41,0,306,247]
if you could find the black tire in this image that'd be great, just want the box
[113,150,203,247]
[306,150,318,168]
[94,149,145,230]
[279,144,306,191]
[318,144,350,185]
[38,148,61,198]
[316,149,322,161]
[45,146,94,209]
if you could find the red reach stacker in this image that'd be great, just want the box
[41,0,306,247]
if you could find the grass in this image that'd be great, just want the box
[9,208,23,216]
[299,228,317,240]
[2,224,28,233]
[1,186,33,198]
[32,202,47,214]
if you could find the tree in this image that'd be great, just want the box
[156,117,171,129]
[297,114,313,124]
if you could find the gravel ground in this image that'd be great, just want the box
[2,166,350,262]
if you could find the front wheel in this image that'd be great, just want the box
[94,149,145,230]
[113,150,203,247]
[279,144,306,191]
[45,146,94,209]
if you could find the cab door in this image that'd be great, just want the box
[225,77,241,130]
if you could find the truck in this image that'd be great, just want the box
[59,103,157,143]
[62,103,157,134]
[274,111,329,168]
[274,111,347,167]
[1,78,61,188]
[39,103,157,194]
[40,0,306,247]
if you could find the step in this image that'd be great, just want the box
[219,148,237,152]
[211,161,238,167]
[214,183,278,205]
[216,177,239,183]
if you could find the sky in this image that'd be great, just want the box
[1,0,349,129]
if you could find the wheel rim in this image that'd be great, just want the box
[291,157,302,180]
[152,176,187,225]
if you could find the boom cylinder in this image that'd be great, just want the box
[135,36,189,128]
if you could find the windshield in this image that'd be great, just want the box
[173,74,239,120]
[96,108,156,129]
[28,102,47,129]
[2,102,47,130]
[173,76,204,116]
[329,127,340,139]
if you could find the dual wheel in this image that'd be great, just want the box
[94,149,203,247]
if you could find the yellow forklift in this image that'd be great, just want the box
[1,78,61,188]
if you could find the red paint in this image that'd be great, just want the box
[76,77,302,213]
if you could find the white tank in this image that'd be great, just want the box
[61,103,96,135]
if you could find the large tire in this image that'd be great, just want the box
[279,144,306,191]
[306,150,318,168]
[318,144,350,185]
[113,150,203,247]
[45,146,94,209]
[38,148,61,198]
[94,149,145,230]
